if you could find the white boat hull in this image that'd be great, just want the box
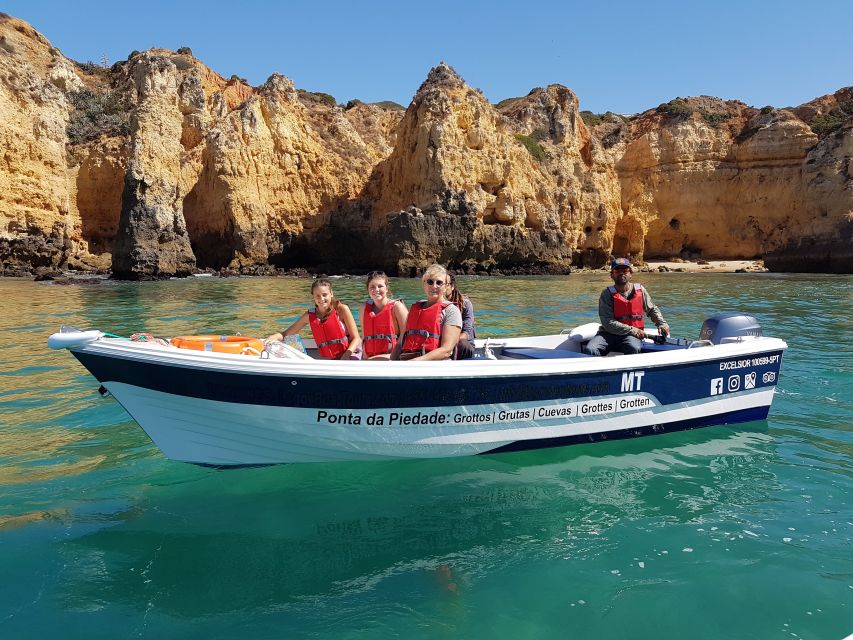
[105,381,777,465]
[45,325,787,465]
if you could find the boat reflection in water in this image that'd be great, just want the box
[54,426,777,619]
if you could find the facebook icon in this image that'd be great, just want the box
[710,378,724,395]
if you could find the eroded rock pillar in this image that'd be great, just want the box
[112,54,195,278]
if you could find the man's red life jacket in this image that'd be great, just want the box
[308,307,349,359]
[401,301,449,354]
[609,284,645,329]
[362,299,399,357]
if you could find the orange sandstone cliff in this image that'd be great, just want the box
[0,14,850,277]
[602,94,853,272]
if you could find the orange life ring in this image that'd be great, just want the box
[170,335,264,356]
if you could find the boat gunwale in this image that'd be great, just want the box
[67,335,789,381]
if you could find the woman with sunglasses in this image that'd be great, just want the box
[445,271,476,360]
[391,264,462,361]
[361,271,408,360]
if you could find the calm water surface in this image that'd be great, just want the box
[0,273,851,639]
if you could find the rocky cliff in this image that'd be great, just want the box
[601,92,853,273]
[0,14,850,277]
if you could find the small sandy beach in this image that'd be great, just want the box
[637,259,767,273]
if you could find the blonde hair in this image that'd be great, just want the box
[421,264,448,283]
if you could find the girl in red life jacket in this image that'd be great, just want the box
[361,271,409,360]
[265,278,362,360]
[391,264,462,361]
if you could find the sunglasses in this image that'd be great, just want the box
[425,278,445,286]
[366,270,386,279]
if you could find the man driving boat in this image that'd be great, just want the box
[584,257,670,356]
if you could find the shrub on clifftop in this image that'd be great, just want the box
[495,96,523,109]
[807,99,853,136]
[67,88,131,144]
[297,89,337,107]
[809,113,845,136]
[580,111,605,127]
[656,99,693,119]
[656,99,730,127]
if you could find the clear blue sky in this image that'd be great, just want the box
[5,0,851,114]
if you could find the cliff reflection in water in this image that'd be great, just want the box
[56,428,776,617]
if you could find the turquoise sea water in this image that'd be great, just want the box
[1,273,851,639]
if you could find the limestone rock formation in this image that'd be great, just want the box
[111,53,195,278]
[0,14,851,277]
[183,74,388,271]
[600,95,852,270]
[0,16,76,270]
[766,118,853,272]
[362,64,618,273]
[496,85,622,268]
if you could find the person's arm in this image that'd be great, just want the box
[336,304,362,359]
[642,288,669,336]
[412,324,461,361]
[390,301,410,361]
[265,312,308,342]
[461,297,475,340]
[393,300,409,339]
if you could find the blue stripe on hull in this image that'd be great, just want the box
[72,350,784,410]
[485,406,770,455]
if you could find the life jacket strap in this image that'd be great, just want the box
[404,329,439,340]
[317,337,348,348]
[364,333,397,342]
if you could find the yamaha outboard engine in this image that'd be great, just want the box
[699,313,763,345]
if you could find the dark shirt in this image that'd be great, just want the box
[460,297,475,340]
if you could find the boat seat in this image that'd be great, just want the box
[501,347,593,360]
[640,341,689,353]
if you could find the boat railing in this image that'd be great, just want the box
[687,339,713,349]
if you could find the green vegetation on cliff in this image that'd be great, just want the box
[514,134,546,161]
[807,99,853,136]
[655,99,730,126]
[297,89,337,107]
[67,88,131,144]
[580,111,605,127]
[494,96,523,109]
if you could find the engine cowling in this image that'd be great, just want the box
[699,313,763,344]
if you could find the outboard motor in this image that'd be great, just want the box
[699,313,762,345]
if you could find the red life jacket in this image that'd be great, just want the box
[308,307,349,359]
[401,300,449,354]
[609,284,645,329]
[362,299,399,357]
